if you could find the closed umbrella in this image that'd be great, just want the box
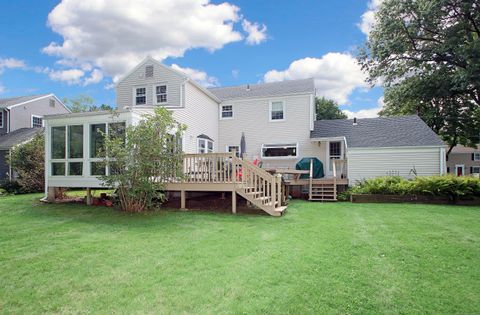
[240,132,246,158]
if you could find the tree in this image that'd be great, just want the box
[359,0,480,155]
[100,107,185,212]
[63,95,114,112]
[8,133,45,193]
[315,97,347,120]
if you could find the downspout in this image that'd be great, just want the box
[6,108,10,133]
[8,149,12,181]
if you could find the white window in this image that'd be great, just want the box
[328,141,342,173]
[269,100,285,121]
[0,111,3,128]
[472,166,480,174]
[135,87,146,105]
[220,105,233,119]
[473,153,480,161]
[226,145,240,157]
[261,143,297,159]
[155,84,167,104]
[32,115,43,128]
[197,137,214,153]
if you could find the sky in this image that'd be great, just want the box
[0,0,385,118]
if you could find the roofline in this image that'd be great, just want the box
[208,77,315,91]
[115,56,221,103]
[6,94,71,113]
[216,91,315,102]
[44,108,131,120]
[347,144,447,150]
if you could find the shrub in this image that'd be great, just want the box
[0,179,25,195]
[350,175,480,200]
[8,133,44,193]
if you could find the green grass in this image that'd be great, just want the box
[1,194,479,314]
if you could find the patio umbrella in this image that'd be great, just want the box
[240,132,246,158]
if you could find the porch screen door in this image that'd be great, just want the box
[329,141,342,174]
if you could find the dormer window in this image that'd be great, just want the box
[145,65,154,78]
[155,84,167,104]
[135,87,146,105]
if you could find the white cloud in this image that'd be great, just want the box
[42,0,266,81]
[0,83,5,95]
[242,19,267,45]
[49,68,85,85]
[171,64,219,88]
[232,69,239,78]
[358,0,383,35]
[264,53,368,104]
[343,96,384,118]
[83,69,104,86]
[0,57,26,74]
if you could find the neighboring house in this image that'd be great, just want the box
[0,94,69,180]
[446,145,480,176]
[43,57,446,209]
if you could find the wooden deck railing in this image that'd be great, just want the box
[166,152,284,213]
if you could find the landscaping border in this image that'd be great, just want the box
[350,194,480,206]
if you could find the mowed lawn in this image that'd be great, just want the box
[1,194,479,314]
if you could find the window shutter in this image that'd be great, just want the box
[472,153,475,161]
[470,167,473,174]
[447,167,450,173]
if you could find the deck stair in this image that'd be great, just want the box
[308,159,339,201]
[232,156,287,216]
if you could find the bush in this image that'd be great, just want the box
[8,133,44,193]
[350,175,480,200]
[0,179,25,195]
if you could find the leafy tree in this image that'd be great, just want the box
[8,133,44,193]
[315,97,347,120]
[63,95,114,112]
[359,0,480,155]
[100,107,185,212]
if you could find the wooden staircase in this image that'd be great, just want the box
[308,159,339,201]
[232,156,287,216]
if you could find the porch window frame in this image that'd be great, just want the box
[261,143,298,159]
[197,137,214,154]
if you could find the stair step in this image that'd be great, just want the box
[274,206,287,213]
[310,198,337,201]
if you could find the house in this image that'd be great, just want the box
[446,145,480,176]
[0,94,69,180]
[43,57,445,215]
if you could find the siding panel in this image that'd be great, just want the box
[9,97,69,131]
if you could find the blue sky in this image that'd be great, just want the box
[0,0,384,117]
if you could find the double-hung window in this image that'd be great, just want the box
[0,111,3,128]
[269,100,285,121]
[32,115,43,128]
[135,87,146,105]
[261,143,297,158]
[51,125,84,176]
[198,137,214,153]
[221,105,233,119]
[155,84,167,104]
[472,166,480,174]
[226,145,240,157]
[473,153,480,161]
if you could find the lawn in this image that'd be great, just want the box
[1,194,479,314]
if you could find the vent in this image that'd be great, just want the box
[145,65,154,78]
[49,99,55,107]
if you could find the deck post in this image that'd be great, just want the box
[86,188,92,206]
[180,190,186,209]
[47,187,56,202]
[232,191,237,214]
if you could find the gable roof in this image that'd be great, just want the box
[450,144,480,154]
[0,128,43,150]
[310,115,445,148]
[0,94,50,109]
[208,78,315,101]
[115,56,220,103]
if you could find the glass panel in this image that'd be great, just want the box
[262,145,296,157]
[329,142,341,157]
[52,162,65,176]
[109,122,126,144]
[91,162,106,176]
[271,102,284,120]
[90,124,106,158]
[68,125,83,158]
[207,140,213,152]
[51,126,66,159]
[198,139,206,153]
[32,116,43,128]
[68,162,83,176]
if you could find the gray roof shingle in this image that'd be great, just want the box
[0,128,44,150]
[208,78,315,101]
[0,94,50,109]
[310,115,444,148]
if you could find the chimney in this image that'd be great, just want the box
[353,117,358,126]
[246,84,250,91]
